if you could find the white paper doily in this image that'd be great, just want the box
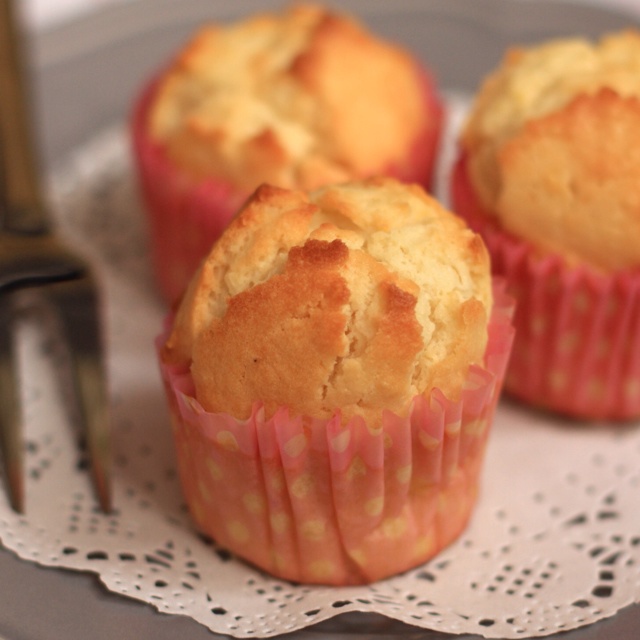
[1,94,640,639]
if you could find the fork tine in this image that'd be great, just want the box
[47,276,112,513]
[0,294,24,513]
[1,0,112,514]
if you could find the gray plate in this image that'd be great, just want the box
[1,1,639,638]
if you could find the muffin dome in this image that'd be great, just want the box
[462,30,640,271]
[163,177,492,425]
[148,3,433,192]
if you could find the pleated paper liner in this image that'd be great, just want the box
[451,153,640,421]
[131,65,444,307]
[156,281,514,586]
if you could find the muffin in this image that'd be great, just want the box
[132,3,443,305]
[452,29,640,421]
[158,177,515,585]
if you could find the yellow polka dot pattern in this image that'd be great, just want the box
[364,496,384,517]
[492,237,640,419]
[301,519,327,541]
[270,512,290,534]
[242,492,265,514]
[291,473,314,499]
[227,520,250,544]
[216,430,239,452]
[169,390,497,585]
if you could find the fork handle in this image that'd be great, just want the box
[0,0,50,234]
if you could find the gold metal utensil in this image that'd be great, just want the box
[0,0,111,513]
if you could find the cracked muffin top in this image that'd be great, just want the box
[162,177,492,426]
[146,3,431,191]
[461,29,640,272]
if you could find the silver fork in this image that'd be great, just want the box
[0,0,111,513]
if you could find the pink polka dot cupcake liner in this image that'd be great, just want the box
[156,282,514,586]
[451,154,640,421]
[131,68,444,307]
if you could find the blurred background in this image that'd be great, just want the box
[24,0,131,28]
[19,0,640,30]
[18,0,640,173]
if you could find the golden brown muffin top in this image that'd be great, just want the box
[462,30,640,271]
[148,4,429,192]
[163,177,492,426]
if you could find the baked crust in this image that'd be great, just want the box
[148,4,429,191]
[164,178,491,425]
[498,89,640,271]
[462,30,640,270]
